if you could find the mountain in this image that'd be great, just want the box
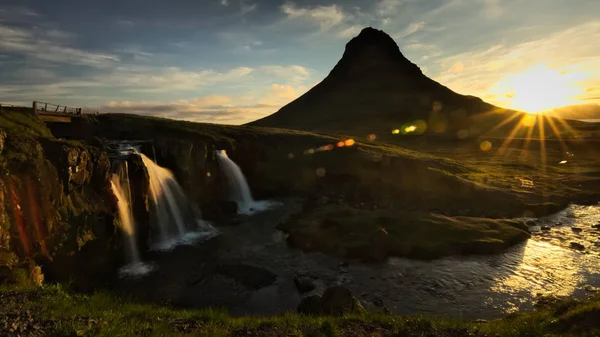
[250,27,507,136]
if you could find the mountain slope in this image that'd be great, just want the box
[250,27,503,136]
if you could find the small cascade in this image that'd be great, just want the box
[139,153,216,250]
[216,149,276,214]
[110,162,154,278]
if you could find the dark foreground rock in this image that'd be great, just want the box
[297,286,366,315]
[293,274,316,293]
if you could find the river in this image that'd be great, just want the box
[116,200,600,320]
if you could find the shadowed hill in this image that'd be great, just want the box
[250,27,502,136]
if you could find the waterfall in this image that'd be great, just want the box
[139,153,216,250]
[216,149,276,214]
[110,162,154,278]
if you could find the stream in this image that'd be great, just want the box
[116,200,600,320]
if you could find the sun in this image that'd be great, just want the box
[490,64,587,114]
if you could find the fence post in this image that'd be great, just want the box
[33,101,37,112]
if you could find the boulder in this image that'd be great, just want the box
[592,224,600,230]
[320,286,365,315]
[541,226,551,231]
[571,227,583,233]
[298,295,322,315]
[570,242,585,251]
[294,275,316,293]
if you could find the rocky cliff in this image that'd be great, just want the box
[0,110,119,290]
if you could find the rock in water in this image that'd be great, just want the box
[592,224,600,230]
[294,275,316,293]
[541,226,551,231]
[320,286,365,315]
[298,295,322,315]
[571,227,583,233]
[570,242,585,251]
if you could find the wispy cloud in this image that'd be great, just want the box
[281,3,346,30]
[100,82,313,124]
[0,24,118,67]
[394,21,425,39]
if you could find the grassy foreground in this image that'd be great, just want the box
[1,285,600,336]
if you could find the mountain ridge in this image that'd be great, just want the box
[250,27,500,136]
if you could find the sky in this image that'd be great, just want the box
[0,0,599,124]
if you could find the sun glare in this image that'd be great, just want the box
[490,64,587,114]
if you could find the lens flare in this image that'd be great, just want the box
[337,141,345,147]
[344,139,355,146]
[316,167,326,177]
[367,134,377,141]
[392,129,400,135]
[405,125,417,133]
[480,141,493,151]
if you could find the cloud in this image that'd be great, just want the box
[431,20,600,105]
[338,25,362,38]
[259,65,310,83]
[240,2,257,15]
[281,3,346,30]
[377,0,403,17]
[0,5,40,20]
[394,21,425,38]
[481,0,503,19]
[0,24,119,67]
[220,0,228,6]
[99,82,312,124]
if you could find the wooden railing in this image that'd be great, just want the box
[33,101,82,115]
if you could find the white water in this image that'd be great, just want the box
[139,153,216,250]
[216,150,275,214]
[110,163,154,278]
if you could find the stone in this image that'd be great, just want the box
[526,220,537,227]
[294,275,316,293]
[570,242,585,251]
[320,286,365,315]
[571,227,583,233]
[297,295,322,315]
[592,224,600,230]
[541,226,551,231]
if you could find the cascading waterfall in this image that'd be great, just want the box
[216,149,276,214]
[139,153,216,250]
[110,162,154,278]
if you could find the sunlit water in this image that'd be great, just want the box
[139,153,217,251]
[336,203,600,318]
[210,202,600,318]
[110,162,155,279]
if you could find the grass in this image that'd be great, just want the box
[1,284,600,336]
[280,204,530,260]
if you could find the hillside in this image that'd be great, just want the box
[250,27,508,135]
[250,27,592,141]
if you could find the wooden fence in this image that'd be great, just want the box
[33,101,82,115]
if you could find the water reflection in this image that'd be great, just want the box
[341,204,600,319]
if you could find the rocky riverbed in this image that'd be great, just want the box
[113,199,600,319]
